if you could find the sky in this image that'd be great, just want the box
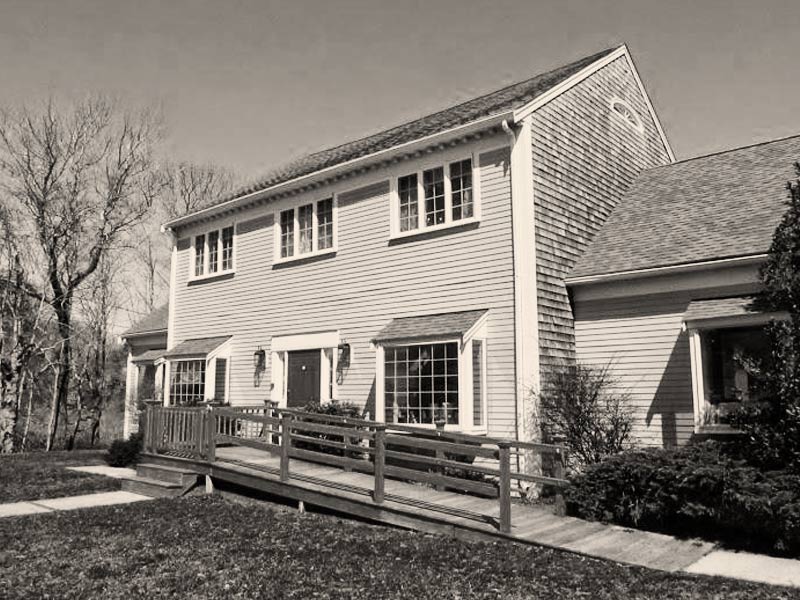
[1,0,799,181]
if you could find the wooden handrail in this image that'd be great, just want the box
[142,404,570,533]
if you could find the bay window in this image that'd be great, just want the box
[275,197,338,263]
[169,360,206,406]
[392,155,479,238]
[191,225,235,279]
[375,310,489,432]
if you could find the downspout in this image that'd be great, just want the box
[501,118,516,145]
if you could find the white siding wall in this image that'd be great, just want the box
[573,283,757,447]
[170,134,519,436]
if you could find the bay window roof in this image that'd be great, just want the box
[164,336,232,359]
[373,309,488,344]
[131,349,166,364]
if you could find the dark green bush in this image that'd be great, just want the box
[565,441,800,555]
[292,401,365,457]
[105,432,143,467]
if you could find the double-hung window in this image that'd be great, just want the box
[275,197,337,263]
[392,156,479,237]
[192,225,235,279]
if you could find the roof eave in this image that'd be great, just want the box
[121,327,169,340]
[162,111,515,232]
[566,254,768,286]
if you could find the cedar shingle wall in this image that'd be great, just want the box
[530,56,672,371]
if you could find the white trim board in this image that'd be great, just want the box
[506,117,541,447]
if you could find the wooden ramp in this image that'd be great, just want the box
[141,405,714,572]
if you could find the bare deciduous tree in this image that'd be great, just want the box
[0,97,162,450]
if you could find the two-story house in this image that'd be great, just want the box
[122,44,673,443]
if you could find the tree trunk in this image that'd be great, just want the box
[46,307,72,451]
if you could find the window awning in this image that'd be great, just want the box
[683,296,785,328]
[164,336,231,359]
[684,296,758,322]
[372,309,488,345]
[131,349,166,364]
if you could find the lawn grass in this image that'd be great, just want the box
[0,495,797,599]
[0,450,121,503]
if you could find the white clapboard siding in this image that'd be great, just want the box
[573,284,757,447]
[170,135,519,437]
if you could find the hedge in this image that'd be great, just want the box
[565,442,800,556]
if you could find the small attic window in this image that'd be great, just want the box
[610,98,644,134]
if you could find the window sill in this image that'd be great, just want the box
[273,247,337,266]
[389,217,479,242]
[188,270,235,285]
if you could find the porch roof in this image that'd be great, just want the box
[164,336,231,359]
[372,309,488,344]
[131,348,166,364]
[683,296,759,323]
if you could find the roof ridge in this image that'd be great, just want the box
[221,46,621,207]
[285,46,620,161]
[665,131,800,167]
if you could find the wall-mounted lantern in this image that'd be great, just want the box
[253,346,266,369]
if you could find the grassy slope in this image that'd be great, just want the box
[0,450,121,503]
[0,496,797,600]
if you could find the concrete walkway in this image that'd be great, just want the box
[685,550,800,588]
[0,491,151,518]
[66,465,137,479]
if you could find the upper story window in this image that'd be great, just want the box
[391,156,479,239]
[192,225,235,280]
[275,196,338,263]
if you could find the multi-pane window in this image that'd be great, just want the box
[276,197,336,261]
[395,157,476,235]
[298,204,314,254]
[169,360,205,406]
[317,198,334,250]
[450,159,473,221]
[280,209,295,258]
[192,226,235,278]
[194,234,205,277]
[423,167,445,226]
[208,230,219,273]
[384,342,459,426]
[221,226,234,270]
[398,174,419,232]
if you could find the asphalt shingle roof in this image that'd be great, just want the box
[570,134,800,279]
[683,296,759,322]
[164,336,232,359]
[123,304,169,337]
[373,310,488,344]
[194,47,618,216]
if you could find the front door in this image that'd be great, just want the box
[286,349,321,407]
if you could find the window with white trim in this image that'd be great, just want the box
[392,156,479,237]
[379,334,487,432]
[192,225,235,278]
[169,360,205,406]
[385,342,459,425]
[275,197,337,262]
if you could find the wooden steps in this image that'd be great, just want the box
[121,462,199,498]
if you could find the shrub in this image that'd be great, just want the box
[565,441,800,555]
[538,362,634,471]
[292,401,365,457]
[105,432,143,467]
